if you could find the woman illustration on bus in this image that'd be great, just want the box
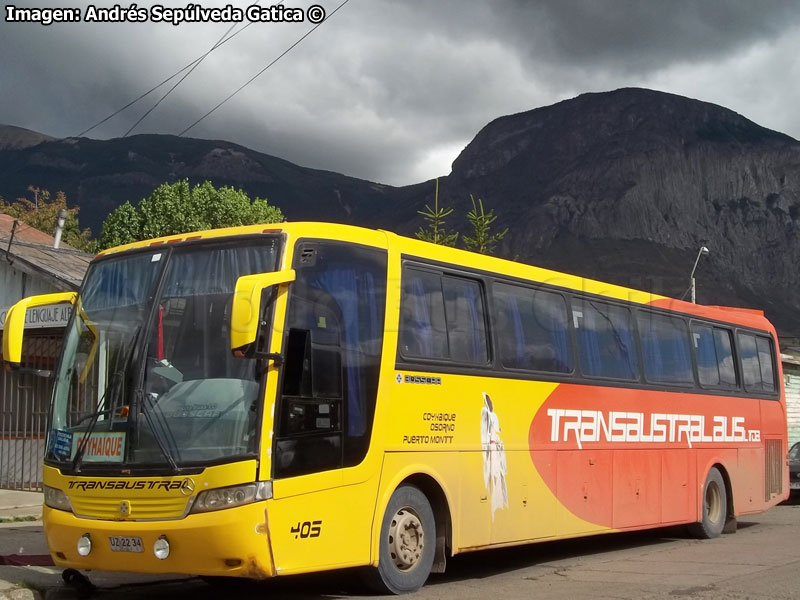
[481,392,508,518]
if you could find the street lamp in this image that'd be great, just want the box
[690,246,709,304]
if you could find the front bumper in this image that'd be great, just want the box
[43,501,275,578]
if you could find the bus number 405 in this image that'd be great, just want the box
[291,520,322,539]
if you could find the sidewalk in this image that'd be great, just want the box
[0,490,45,600]
[0,490,43,522]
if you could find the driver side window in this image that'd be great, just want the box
[274,241,387,479]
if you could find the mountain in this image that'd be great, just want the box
[0,132,402,235]
[425,88,800,336]
[2,88,800,335]
[0,125,54,150]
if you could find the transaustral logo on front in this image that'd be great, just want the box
[547,409,761,449]
[67,480,185,492]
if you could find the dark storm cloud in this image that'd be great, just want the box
[1,0,799,185]
[496,0,799,71]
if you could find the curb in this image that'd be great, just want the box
[0,508,43,523]
[0,587,43,600]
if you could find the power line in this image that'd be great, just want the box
[122,21,240,137]
[123,0,284,137]
[77,24,249,137]
[75,3,275,138]
[76,62,195,138]
[179,0,351,137]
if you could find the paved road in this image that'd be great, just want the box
[3,501,800,599]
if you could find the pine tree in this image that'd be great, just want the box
[415,179,458,247]
[462,194,508,255]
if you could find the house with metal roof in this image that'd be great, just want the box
[0,213,92,310]
[0,213,93,490]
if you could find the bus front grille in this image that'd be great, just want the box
[70,496,190,520]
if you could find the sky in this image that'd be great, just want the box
[2,0,800,186]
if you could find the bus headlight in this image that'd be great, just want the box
[44,486,73,513]
[190,481,272,514]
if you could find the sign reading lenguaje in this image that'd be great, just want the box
[0,303,73,330]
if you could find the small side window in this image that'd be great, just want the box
[638,312,693,385]
[714,328,737,387]
[692,324,737,389]
[693,325,719,386]
[756,336,776,392]
[493,282,573,373]
[572,298,639,380]
[738,333,760,389]
[737,331,777,393]
[442,276,488,364]
[398,269,448,360]
[398,267,488,365]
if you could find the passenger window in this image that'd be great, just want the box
[738,332,776,393]
[493,283,573,373]
[572,299,639,380]
[714,328,737,387]
[399,270,449,360]
[638,312,693,385]
[399,268,488,364]
[442,277,488,364]
[738,332,760,390]
[692,324,737,388]
[693,325,719,386]
[756,336,776,392]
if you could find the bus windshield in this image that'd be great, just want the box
[47,238,280,472]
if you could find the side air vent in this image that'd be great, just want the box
[299,247,316,266]
[765,438,783,500]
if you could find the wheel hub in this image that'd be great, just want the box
[388,507,424,571]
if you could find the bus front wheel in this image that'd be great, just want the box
[689,467,727,539]
[364,484,436,594]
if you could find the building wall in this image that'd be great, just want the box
[0,262,69,490]
[1,261,62,307]
[0,333,60,490]
[785,364,800,448]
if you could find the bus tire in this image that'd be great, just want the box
[689,467,727,539]
[364,484,436,594]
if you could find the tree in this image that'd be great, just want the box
[99,179,284,250]
[415,179,459,247]
[97,201,140,250]
[462,194,508,255]
[0,189,97,253]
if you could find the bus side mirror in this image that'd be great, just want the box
[230,270,295,357]
[2,292,77,368]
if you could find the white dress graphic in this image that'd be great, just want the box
[481,392,508,518]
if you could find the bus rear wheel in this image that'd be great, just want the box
[364,484,436,594]
[689,467,727,539]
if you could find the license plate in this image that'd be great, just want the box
[790,482,800,490]
[109,536,143,553]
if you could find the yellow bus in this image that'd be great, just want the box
[2,222,787,594]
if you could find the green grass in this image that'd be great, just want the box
[0,515,40,523]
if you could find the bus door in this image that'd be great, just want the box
[267,241,388,573]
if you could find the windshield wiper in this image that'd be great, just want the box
[137,389,179,473]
